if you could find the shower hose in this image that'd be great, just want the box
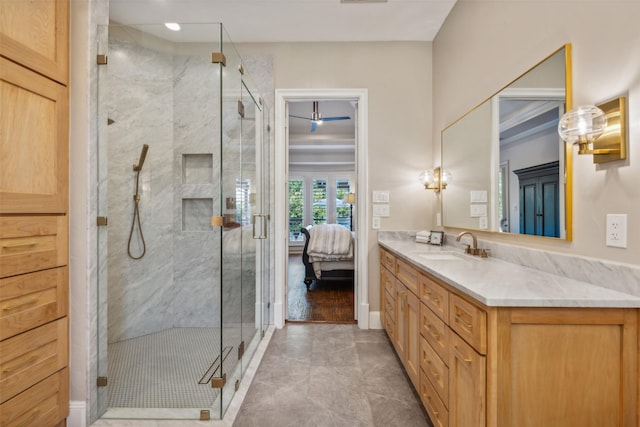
[127,155,147,259]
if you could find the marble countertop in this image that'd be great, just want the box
[378,235,640,308]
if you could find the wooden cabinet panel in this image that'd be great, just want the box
[420,370,449,427]
[0,216,68,278]
[0,0,69,84]
[0,317,68,403]
[420,272,449,322]
[420,335,449,407]
[395,257,419,295]
[393,280,407,361]
[0,267,67,340]
[0,367,68,427]
[0,58,69,214]
[380,248,396,271]
[449,293,486,354]
[496,308,638,427]
[421,301,448,362]
[449,331,486,427]
[405,289,420,389]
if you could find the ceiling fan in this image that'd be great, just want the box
[290,101,351,132]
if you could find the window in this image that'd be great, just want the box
[235,179,251,225]
[289,179,304,241]
[312,179,327,225]
[336,178,352,230]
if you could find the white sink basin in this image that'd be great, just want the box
[416,252,463,261]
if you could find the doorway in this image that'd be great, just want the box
[274,89,369,329]
[287,100,356,322]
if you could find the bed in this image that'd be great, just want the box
[301,224,355,290]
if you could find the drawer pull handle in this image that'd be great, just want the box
[2,241,37,249]
[454,315,473,329]
[454,345,473,363]
[3,299,38,312]
[4,356,39,373]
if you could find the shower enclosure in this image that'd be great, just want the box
[95,23,271,421]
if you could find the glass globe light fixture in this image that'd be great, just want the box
[558,105,607,154]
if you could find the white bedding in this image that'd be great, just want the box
[305,224,355,279]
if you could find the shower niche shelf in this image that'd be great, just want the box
[182,154,213,184]
[182,198,213,231]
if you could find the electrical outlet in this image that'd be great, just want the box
[372,216,380,230]
[606,214,627,248]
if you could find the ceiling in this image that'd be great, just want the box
[288,100,357,172]
[108,0,457,170]
[109,0,458,43]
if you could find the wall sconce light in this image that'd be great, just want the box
[419,167,451,193]
[558,97,627,163]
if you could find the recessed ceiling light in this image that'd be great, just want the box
[164,22,181,31]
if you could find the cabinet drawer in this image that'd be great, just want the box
[449,294,487,354]
[0,367,68,427]
[0,317,68,403]
[0,267,68,340]
[380,248,396,271]
[420,370,449,427]
[0,216,68,278]
[395,257,419,295]
[420,335,449,408]
[421,302,448,362]
[381,266,396,298]
[420,273,449,322]
[383,310,395,341]
[385,289,395,319]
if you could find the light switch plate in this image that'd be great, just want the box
[372,191,389,203]
[470,204,487,217]
[373,204,390,217]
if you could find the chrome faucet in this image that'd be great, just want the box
[456,231,489,257]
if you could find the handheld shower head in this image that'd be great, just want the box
[133,144,149,171]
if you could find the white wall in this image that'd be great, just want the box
[238,42,434,310]
[433,1,640,265]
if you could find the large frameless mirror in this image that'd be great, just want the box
[441,44,572,240]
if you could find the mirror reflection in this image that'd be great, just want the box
[442,45,571,239]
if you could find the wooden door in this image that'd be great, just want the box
[0,58,68,214]
[514,161,559,237]
[496,308,638,427]
[405,289,420,389]
[449,332,486,427]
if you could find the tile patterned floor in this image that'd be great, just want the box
[233,324,433,427]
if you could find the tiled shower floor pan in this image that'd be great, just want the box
[108,327,243,408]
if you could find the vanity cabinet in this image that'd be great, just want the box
[379,246,639,427]
[380,249,420,390]
[0,2,69,426]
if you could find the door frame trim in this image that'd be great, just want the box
[274,88,369,328]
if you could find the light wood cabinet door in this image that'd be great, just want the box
[0,58,69,214]
[404,288,420,389]
[449,331,486,427]
[0,0,69,84]
[393,280,407,361]
[495,308,638,427]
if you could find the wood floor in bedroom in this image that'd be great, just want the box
[287,255,356,323]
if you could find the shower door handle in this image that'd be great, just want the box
[252,214,268,239]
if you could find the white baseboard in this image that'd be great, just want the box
[68,401,87,427]
[369,310,383,329]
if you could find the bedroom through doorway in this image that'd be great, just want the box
[286,99,357,323]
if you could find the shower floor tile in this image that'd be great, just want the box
[108,327,245,408]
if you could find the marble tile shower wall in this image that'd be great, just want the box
[105,34,275,343]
